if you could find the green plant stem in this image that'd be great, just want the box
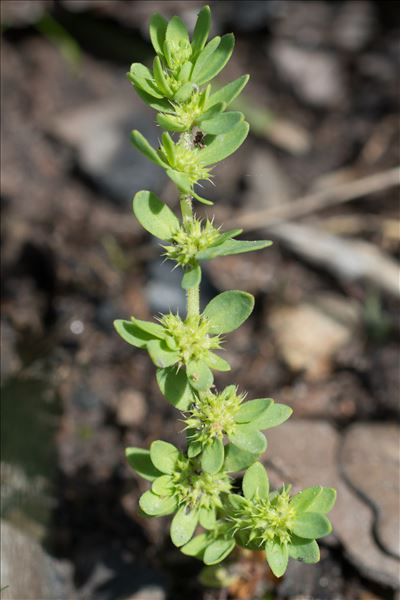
[179,191,200,318]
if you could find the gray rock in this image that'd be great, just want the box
[264,421,400,589]
[270,41,347,108]
[340,423,400,559]
[52,99,166,204]
[146,259,186,315]
[0,520,75,600]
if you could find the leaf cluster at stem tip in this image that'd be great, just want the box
[115,4,336,580]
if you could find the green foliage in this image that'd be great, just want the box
[116,3,336,582]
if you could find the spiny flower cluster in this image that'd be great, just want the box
[185,386,245,446]
[172,460,232,511]
[228,487,295,546]
[160,313,221,365]
[163,217,220,266]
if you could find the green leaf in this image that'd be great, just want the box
[125,448,163,481]
[196,239,272,261]
[265,541,288,578]
[230,426,267,454]
[130,130,167,167]
[242,462,269,499]
[252,402,293,430]
[156,367,193,410]
[161,131,176,164]
[188,440,202,458]
[181,264,202,290]
[206,74,250,109]
[199,506,216,530]
[174,81,195,103]
[234,399,274,424]
[199,120,249,165]
[204,290,254,334]
[193,34,235,86]
[139,490,177,516]
[201,111,243,135]
[132,85,174,112]
[147,339,179,368]
[290,487,322,513]
[150,440,180,474]
[203,539,235,565]
[307,488,336,514]
[128,63,164,98]
[187,360,213,391]
[166,169,214,205]
[165,15,189,48]
[156,113,188,132]
[205,352,231,372]
[227,493,248,510]
[130,317,165,339]
[152,474,174,496]
[224,444,258,472]
[191,36,221,82]
[153,55,173,97]
[170,506,199,547]
[191,5,211,57]
[178,61,192,82]
[201,438,224,474]
[133,190,179,241]
[114,319,156,348]
[196,101,226,123]
[149,13,168,55]
[292,512,332,539]
[288,535,320,563]
[210,228,243,246]
[181,533,210,557]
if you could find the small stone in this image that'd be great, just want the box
[117,390,146,427]
[270,42,347,109]
[269,294,360,380]
[126,586,166,600]
[52,99,165,204]
[341,423,400,559]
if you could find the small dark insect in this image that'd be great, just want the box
[194,131,205,149]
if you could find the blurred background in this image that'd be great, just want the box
[1,1,399,599]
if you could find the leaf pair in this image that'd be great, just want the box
[133,190,272,276]
[130,120,249,203]
[114,290,255,404]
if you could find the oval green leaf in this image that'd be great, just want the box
[114,319,155,348]
[206,74,249,109]
[196,239,272,261]
[147,339,179,369]
[125,447,163,481]
[203,539,235,565]
[201,111,243,135]
[139,490,177,516]
[193,33,235,85]
[130,130,167,167]
[191,5,211,57]
[170,506,199,547]
[265,541,288,578]
[152,474,174,496]
[234,398,274,424]
[133,190,179,241]
[187,360,213,391]
[252,402,293,430]
[199,121,249,166]
[292,512,332,539]
[181,533,210,557]
[149,13,168,56]
[224,444,258,472]
[242,462,269,499]
[181,263,202,290]
[288,535,320,564]
[230,426,267,454]
[156,367,193,410]
[150,440,180,474]
[201,438,224,474]
[204,290,254,334]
